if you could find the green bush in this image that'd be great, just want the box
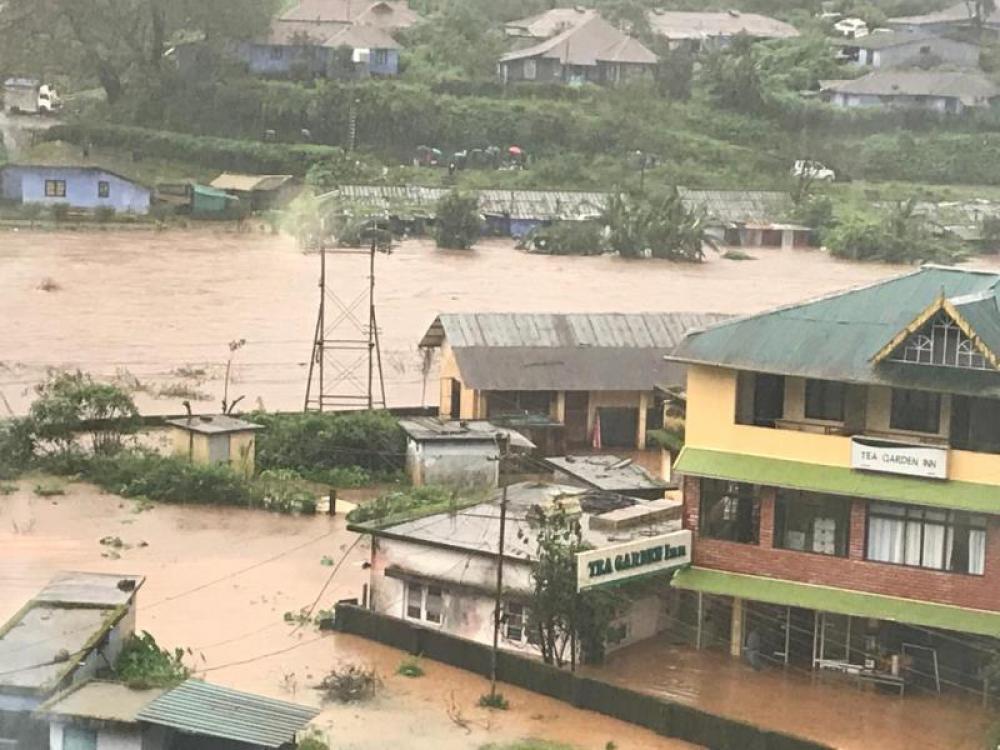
[434,191,481,249]
[50,203,70,222]
[255,468,318,514]
[0,419,34,479]
[94,206,116,223]
[396,656,425,677]
[115,631,189,689]
[346,485,462,526]
[521,221,604,256]
[478,691,509,710]
[251,410,406,480]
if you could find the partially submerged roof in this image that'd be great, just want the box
[547,455,668,493]
[210,172,295,193]
[0,573,142,696]
[37,681,166,724]
[164,415,263,435]
[365,481,681,560]
[669,266,1000,397]
[677,188,799,228]
[399,417,535,449]
[646,10,799,40]
[822,71,1000,104]
[421,312,729,391]
[501,14,657,66]
[136,679,319,748]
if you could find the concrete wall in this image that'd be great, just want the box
[49,723,146,750]
[683,475,1000,612]
[0,167,151,213]
[685,365,1000,486]
[169,427,256,476]
[406,439,499,488]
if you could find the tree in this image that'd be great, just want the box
[0,0,275,104]
[115,631,189,689]
[29,370,140,456]
[523,506,621,667]
[603,189,712,262]
[700,34,764,114]
[655,47,694,100]
[434,191,481,249]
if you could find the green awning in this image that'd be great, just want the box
[674,447,1000,514]
[672,567,1000,638]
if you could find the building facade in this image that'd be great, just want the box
[0,165,151,214]
[843,31,981,69]
[668,266,1000,695]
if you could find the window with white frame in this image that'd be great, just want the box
[890,311,992,370]
[523,59,537,80]
[405,582,443,624]
[504,602,526,641]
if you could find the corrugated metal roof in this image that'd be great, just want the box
[399,417,535,448]
[500,14,656,65]
[136,679,319,748]
[670,266,1000,396]
[677,188,796,227]
[421,312,729,391]
[164,415,263,435]
[35,571,144,607]
[211,173,294,193]
[646,10,799,40]
[822,71,1000,104]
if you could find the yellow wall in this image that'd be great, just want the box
[436,342,483,419]
[685,365,1000,486]
[169,426,256,477]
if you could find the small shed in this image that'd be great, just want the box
[210,173,299,211]
[398,417,534,488]
[546,454,672,500]
[165,415,262,477]
[191,184,239,218]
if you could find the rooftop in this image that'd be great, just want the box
[677,189,799,228]
[646,10,799,40]
[398,417,535,448]
[37,681,166,724]
[164,414,263,435]
[668,266,1000,397]
[841,30,972,50]
[280,0,419,29]
[210,172,296,192]
[34,571,145,608]
[136,679,319,748]
[889,1,999,27]
[505,7,598,38]
[821,70,1000,103]
[500,14,657,66]
[367,481,682,561]
[421,312,729,392]
[547,455,669,493]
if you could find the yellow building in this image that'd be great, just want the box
[419,312,727,453]
[667,266,1000,693]
[165,415,262,477]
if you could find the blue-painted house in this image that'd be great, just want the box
[0,165,152,214]
[244,20,401,78]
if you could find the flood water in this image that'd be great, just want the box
[0,226,966,415]
[0,483,695,750]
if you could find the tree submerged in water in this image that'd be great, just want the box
[602,189,713,262]
[434,191,482,250]
[114,631,190,689]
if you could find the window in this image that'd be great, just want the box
[774,490,850,557]
[735,372,785,427]
[405,582,444,624]
[804,379,845,422]
[371,49,389,66]
[97,181,110,198]
[45,179,66,198]
[919,45,931,54]
[889,388,941,434]
[867,501,986,575]
[523,59,537,80]
[63,727,97,750]
[890,311,990,370]
[699,479,761,544]
[951,395,1000,454]
[270,46,284,59]
[505,602,526,641]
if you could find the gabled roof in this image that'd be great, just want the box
[646,10,799,40]
[421,312,728,391]
[501,14,657,66]
[211,172,296,192]
[505,7,598,38]
[263,19,400,49]
[136,679,319,748]
[281,0,419,29]
[668,266,1000,397]
[822,70,1000,104]
[889,1,999,28]
[843,29,978,50]
[0,164,151,191]
[677,188,798,228]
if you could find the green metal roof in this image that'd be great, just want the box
[674,447,1000,514]
[135,679,318,748]
[672,567,1000,638]
[668,266,1000,397]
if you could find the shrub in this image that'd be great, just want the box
[434,191,481,249]
[315,664,380,703]
[94,206,116,223]
[478,691,509,710]
[33,480,66,497]
[346,485,462,526]
[521,221,604,256]
[50,203,70,222]
[251,410,405,479]
[0,419,34,479]
[115,631,189,689]
[256,468,318,514]
[396,656,424,677]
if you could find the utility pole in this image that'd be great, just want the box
[490,435,510,701]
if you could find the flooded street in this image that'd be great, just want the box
[0,481,695,750]
[0,226,961,416]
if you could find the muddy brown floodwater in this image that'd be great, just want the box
[0,482,696,750]
[5,226,990,415]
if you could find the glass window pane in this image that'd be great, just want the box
[868,516,904,563]
[406,583,422,619]
[969,529,987,575]
[904,520,923,566]
[922,524,946,570]
[64,727,97,750]
[425,586,443,624]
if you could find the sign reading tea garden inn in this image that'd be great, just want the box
[850,436,948,480]
[576,529,692,591]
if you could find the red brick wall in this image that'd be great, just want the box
[683,475,1000,612]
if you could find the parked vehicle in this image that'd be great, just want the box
[833,17,868,38]
[792,159,836,182]
[3,78,62,115]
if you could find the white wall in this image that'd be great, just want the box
[50,722,145,750]
[406,440,499,488]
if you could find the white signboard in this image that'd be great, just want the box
[576,529,692,592]
[850,437,947,480]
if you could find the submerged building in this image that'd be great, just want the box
[669,266,1000,694]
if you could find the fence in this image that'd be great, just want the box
[334,604,832,750]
